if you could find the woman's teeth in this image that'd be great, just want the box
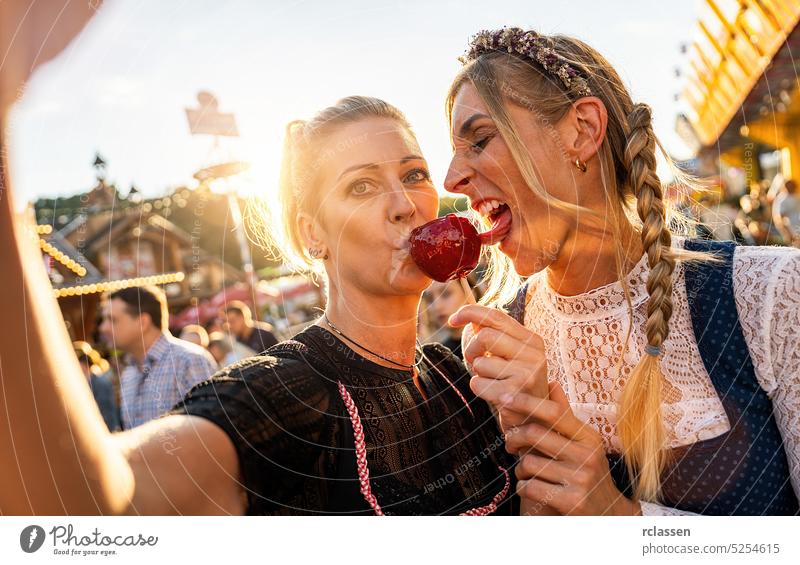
[477,199,506,218]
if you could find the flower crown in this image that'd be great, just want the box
[459,28,592,98]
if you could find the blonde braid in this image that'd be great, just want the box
[618,102,676,502]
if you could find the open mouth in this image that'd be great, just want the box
[475,199,512,245]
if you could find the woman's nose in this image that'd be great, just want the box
[388,185,416,223]
[444,155,473,194]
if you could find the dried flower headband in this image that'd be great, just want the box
[460,28,592,98]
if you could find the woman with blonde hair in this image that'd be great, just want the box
[444,28,800,515]
[1,95,528,515]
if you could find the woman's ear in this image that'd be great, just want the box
[569,97,608,162]
[297,211,328,258]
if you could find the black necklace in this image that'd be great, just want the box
[323,313,422,371]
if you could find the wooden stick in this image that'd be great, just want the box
[459,276,476,305]
[459,276,480,338]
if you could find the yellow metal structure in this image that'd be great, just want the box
[682,0,800,180]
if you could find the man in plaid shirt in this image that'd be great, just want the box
[100,285,217,429]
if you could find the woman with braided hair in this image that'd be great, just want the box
[444,28,800,515]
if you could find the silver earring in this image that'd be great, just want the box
[308,247,328,260]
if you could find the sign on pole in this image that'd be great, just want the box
[185,91,239,137]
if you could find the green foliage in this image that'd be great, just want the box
[438,196,469,216]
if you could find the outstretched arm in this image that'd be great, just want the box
[0,184,132,514]
[0,1,247,515]
[0,155,244,515]
[113,415,245,515]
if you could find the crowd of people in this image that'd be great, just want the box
[678,175,800,247]
[77,288,280,432]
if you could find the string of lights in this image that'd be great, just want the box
[52,272,185,299]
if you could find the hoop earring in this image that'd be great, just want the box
[574,157,587,173]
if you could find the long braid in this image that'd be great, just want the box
[618,102,676,502]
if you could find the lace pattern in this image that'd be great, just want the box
[525,238,729,452]
[522,239,800,514]
[731,245,800,503]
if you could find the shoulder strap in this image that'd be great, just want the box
[682,239,765,408]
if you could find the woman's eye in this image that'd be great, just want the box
[350,180,375,195]
[404,168,431,183]
[471,136,491,153]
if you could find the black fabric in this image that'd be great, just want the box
[168,324,517,515]
[439,335,463,358]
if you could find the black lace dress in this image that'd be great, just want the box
[167,324,518,515]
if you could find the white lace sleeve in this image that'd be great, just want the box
[640,501,699,516]
[733,245,800,500]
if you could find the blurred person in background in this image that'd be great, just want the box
[207,331,256,367]
[739,182,782,245]
[99,286,217,429]
[423,276,478,358]
[180,324,210,348]
[205,317,225,334]
[773,179,800,246]
[222,300,278,354]
[74,341,121,432]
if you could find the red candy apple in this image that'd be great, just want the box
[409,209,511,282]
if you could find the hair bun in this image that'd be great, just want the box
[286,119,307,143]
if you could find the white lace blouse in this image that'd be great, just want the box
[520,238,800,516]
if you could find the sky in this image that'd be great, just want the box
[7,0,705,208]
